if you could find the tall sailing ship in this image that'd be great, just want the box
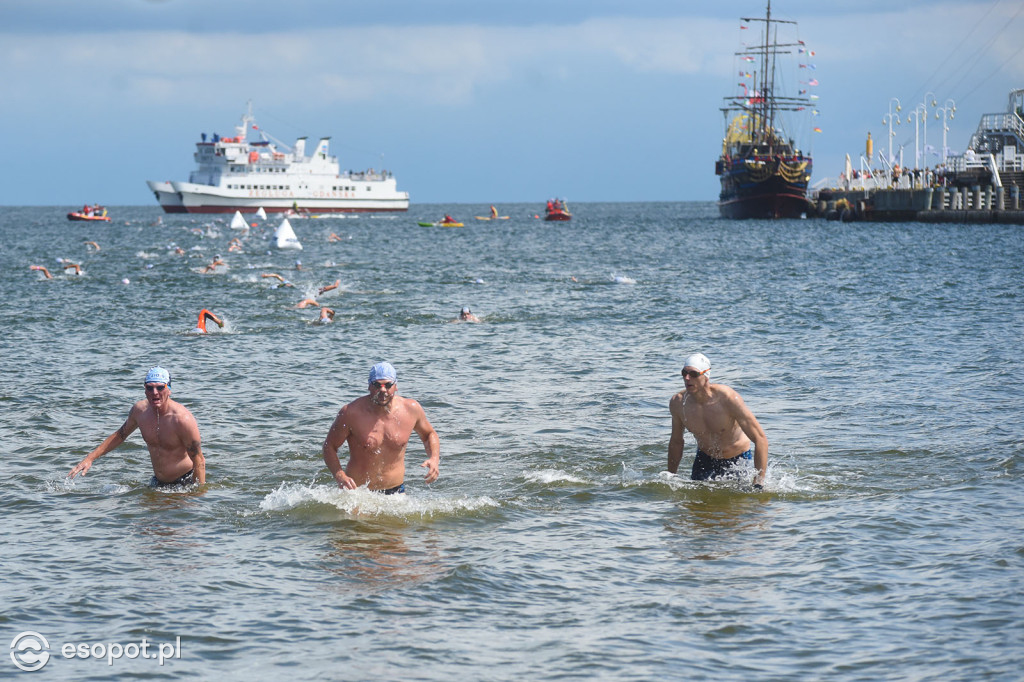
[715,1,814,219]
[147,103,409,214]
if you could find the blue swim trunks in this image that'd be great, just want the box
[690,449,752,481]
[379,483,406,495]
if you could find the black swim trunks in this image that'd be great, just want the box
[379,483,406,495]
[149,468,196,488]
[690,449,752,481]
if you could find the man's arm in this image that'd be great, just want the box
[322,407,355,489]
[729,393,768,487]
[667,395,685,474]
[68,407,139,479]
[412,402,440,483]
[179,411,206,484]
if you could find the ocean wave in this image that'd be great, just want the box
[522,469,588,485]
[258,481,498,518]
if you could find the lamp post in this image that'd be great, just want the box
[882,97,902,165]
[904,105,926,170]
[921,92,937,168]
[935,99,956,164]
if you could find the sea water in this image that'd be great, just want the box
[1,203,1022,679]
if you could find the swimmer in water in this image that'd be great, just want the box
[202,255,226,273]
[317,307,335,324]
[322,362,440,494]
[668,352,768,489]
[296,298,320,309]
[63,262,83,276]
[318,279,340,296]
[261,273,294,288]
[193,309,224,334]
[30,265,53,279]
[68,366,206,487]
[458,307,481,323]
[84,241,101,251]
[328,233,343,242]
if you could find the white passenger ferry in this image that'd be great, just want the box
[147,104,409,214]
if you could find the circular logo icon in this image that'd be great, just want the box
[10,631,50,672]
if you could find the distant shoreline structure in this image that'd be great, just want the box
[813,88,1024,223]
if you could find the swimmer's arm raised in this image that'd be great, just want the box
[69,410,139,479]
[322,409,355,489]
[667,395,685,474]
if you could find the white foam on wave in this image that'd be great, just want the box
[46,478,131,495]
[612,274,636,284]
[523,469,587,485]
[259,482,498,518]
[652,466,811,494]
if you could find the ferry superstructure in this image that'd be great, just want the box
[147,104,409,214]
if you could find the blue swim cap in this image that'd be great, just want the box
[145,366,171,385]
[368,362,397,384]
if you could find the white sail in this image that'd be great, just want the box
[274,218,302,250]
[230,210,247,229]
[256,207,267,220]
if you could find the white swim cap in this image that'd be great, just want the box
[682,353,711,373]
[145,366,171,385]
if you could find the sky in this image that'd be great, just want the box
[2,0,1023,206]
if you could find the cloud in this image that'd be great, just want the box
[2,17,738,110]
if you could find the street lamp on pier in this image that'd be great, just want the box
[921,92,937,168]
[882,97,902,165]
[935,99,956,164]
[903,104,927,170]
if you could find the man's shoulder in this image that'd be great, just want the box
[397,394,426,415]
[710,383,746,405]
[344,394,372,409]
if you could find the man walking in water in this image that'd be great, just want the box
[668,353,767,488]
[322,362,440,494]
[68,367,206,487]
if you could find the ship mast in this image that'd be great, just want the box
[727,0,807,155]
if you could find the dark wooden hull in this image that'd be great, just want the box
[717,157,812,219]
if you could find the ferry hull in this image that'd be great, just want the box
[147,181,409,214]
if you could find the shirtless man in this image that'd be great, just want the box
[322,362,440,494]
[68,367,206,487]
[668,353,767,488]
